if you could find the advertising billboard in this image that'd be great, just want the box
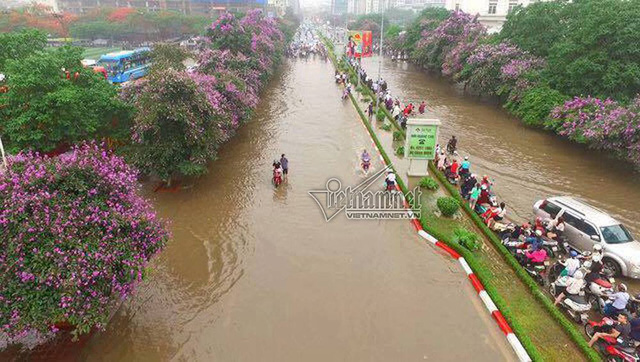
[347,30,373,58]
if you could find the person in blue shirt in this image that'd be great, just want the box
[526,229,544,251]
[460,156,471,177]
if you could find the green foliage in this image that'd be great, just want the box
[0,28,47,70]
[543,0,640,101]
[125,69,222,184]
[499,1,567,57]
[376,109,386,121]
[453,227,480,251]
[381,123,392,131]
[392,130,402,140]
[395,145,404,156]
[0,45,132,153]
[418,176,439,190]
[436,196,459,217]
[506,86,567,127]
[150,43,190,72]
[70,10,209,42]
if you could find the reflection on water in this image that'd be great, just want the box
[77,57,513,361]
[362,56,640,283]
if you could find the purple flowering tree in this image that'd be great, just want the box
[0,143,168,340]
[124,68,223,185]
[413,11,485,72]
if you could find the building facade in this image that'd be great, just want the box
[445,0,547,32]
[390,0,444,12]
[56,0,266,15]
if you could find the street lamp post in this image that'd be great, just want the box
[376,0,385,116]
[0,135,7,171]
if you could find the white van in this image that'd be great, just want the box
[533,196,640,278]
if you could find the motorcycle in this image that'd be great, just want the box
[549,277,592,324]
[585,317,640,361]
[586,277,615,315]
[362,159,371,172]
[273,172,282,188]
[515,250,549,286]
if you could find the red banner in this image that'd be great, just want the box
[362,31,372,57]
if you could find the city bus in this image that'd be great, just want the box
[98,47,151,84]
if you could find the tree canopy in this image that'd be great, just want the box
[0,45,131,153]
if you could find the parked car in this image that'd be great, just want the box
[533,196,640,278]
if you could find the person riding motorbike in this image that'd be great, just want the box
[361,150,371,171]
[588,312,631,348]
[605,284,630,317]
[554,269,586,306]
[526,229,545,251]
[447,135,457,154]
[273,161,283,187]
[385,171,396,191]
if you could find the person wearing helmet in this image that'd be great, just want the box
[605,284,630,317]
[554,270,585,306]
[562,250,581,277]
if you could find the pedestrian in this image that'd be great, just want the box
[469,183,481,211]
[367,102,374,120]
[419,101,426,114]
[280,154,289,179]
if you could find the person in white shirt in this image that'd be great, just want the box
[554,270,585,306]
[385,171,396,190]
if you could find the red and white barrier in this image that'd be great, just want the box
[356,106,532,362]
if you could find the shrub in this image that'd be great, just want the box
[418,176,439,190]
[381,123,392,131]
[454,227,480,251]
[396,145,405,156]
[437,196,460,217]
[0,143,169,338]
[393,130,403,140]
[376,109,386,121]
[506,85,567,127]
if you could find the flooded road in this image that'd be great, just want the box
[80,58,513,360]
[362,57,640,268]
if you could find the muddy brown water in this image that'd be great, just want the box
[71,58,514,360]
[360,56,640,288]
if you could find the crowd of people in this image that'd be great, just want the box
[336,48,640,356]
[287,25,327,60]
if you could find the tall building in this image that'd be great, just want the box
[55,0,266,15]
[331,0,348,15]
[445,0,549,32]
[390,0,444,12]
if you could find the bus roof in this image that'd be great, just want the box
[99,47,151,61]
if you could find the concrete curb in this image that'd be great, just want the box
[352,92,532,362]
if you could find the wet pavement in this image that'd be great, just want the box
[78,57,514,361]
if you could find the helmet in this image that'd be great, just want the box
[593,244,603,253]
[574,270,584,280]
[593,253,603,263]
[620,283,628,292]
[583,260,593,270]
[570,250,578,258]
[464,156,469,160]
[535,229,543,237]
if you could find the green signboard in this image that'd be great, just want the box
[407,124,438,159]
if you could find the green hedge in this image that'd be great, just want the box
[322,33,600,362]
[436,196,460,217]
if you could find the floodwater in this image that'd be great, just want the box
[77,58,513,360]
[361,56,640,281]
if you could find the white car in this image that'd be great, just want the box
[533,196,640,278]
